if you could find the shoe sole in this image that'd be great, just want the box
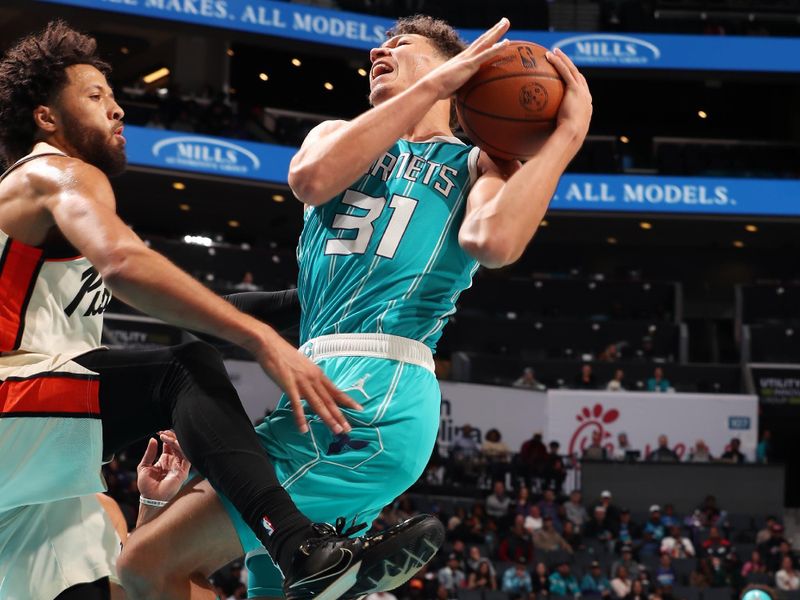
[311,559,363,600]
[341,517,445,599]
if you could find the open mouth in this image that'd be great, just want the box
[371,61,395,81]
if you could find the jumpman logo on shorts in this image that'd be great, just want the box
[327,434,369,456]
[340,375,372,399]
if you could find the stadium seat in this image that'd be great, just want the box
[702,587,735,600]
[457,590,484,600]
[672,586,702,600]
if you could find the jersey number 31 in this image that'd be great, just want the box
[324,189,418,259]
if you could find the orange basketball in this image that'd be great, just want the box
[456,41,565,161]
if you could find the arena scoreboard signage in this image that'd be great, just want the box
[39,0,800,73]
[123,125,800,218]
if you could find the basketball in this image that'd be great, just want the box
[456,41,565,161]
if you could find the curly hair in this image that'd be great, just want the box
[0,20,111,165]
[386,15,466,59]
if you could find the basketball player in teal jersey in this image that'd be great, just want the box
[119,15,592,599]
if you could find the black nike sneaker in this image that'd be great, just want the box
[341,515,445,600]
[283,515,445,600]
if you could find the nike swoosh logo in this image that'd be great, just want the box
[291,548,354,587]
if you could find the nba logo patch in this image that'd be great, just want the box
[261,515,275,536]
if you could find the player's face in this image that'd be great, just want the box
[368,34,445,106]
[54,64,126,176]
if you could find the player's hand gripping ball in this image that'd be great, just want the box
[456,41,565,161]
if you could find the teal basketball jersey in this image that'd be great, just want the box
[297,136,481,352]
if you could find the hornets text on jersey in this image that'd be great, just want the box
[297,136,481,351]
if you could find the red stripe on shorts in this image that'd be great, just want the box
[0,374,100,416]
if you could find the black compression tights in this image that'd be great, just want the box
[55,578,110,600]
[74,290,309,574]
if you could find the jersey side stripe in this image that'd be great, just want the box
[0,239,44,351]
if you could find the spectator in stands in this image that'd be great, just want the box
[525,505,544,535]
[583,431,609,461]
[688,439,713,463]
[643,506,666,543]
[466,545,494,576]
[534,516,573,553]
[690,558,712,588]
[482,428,512,484]
[584,506,615,545]
[451,423,481,460]
[515,486,534,517]
[661,525,695,558]
[581,561,612,598]
[502,556,534,598]
[613,433,635,460]
[654,554,676,587]
[611,565,633,599]
[616,509,640,549]
[720,438,746,464]
[451,538,469,570]
[647,367,671,393]
[234,271,260,291]
[741,550,767,579]
[438,553,466,594]
[500,514,535,563]
[487,481,513,528]
[575,363,598,389]
[606,369,629,393]
[514,367,547,391]
[647,435,679,463]
[564,490,590,532]
[467,559,497,591]
[660,504,680,528]
[612,546,642,582]
[756,517,779,545]
[563,519,583,552]
[776,556,800,591]
[482,428,512,463]
[625,579,648,600]
[532,562,550,598]
[778,540,798,569]
[549,561,581,597]
[538,489,562,531]
[709,554,734,588]
[599,344,620,362]
[701,527,732,558]
[544,442,567,494]
[596,490,622,529]
[447,506,467,538]
[518,432,549,489]
[757,430,772,464]
[698,495,722,527]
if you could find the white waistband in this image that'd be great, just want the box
[299,333,435,373]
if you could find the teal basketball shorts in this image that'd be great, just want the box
[217,333,441,598]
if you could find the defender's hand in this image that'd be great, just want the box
[254,328,362,434]
[136,431,191,503]
[546,48,593,143]
[422,18,511,101]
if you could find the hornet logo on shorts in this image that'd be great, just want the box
[327,434,369,456]
[151,135,260,175]
[553,34,661,66]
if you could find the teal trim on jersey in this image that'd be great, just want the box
[297,138,479,351]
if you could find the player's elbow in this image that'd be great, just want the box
[459,230,518,270]
[288,160,329,206]
[98,243,148,287]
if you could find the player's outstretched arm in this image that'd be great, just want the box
[39,159,359,434]
[458,48,592,268]
[289,18,511,206]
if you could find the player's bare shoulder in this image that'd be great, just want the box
[22,156,118,215]
[476,149,521,181]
